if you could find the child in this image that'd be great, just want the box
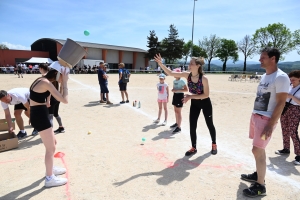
[154,74,169,126]
[170,68,188,134]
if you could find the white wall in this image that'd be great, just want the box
[86,48,102,59]
[123,51,133,63]
[106,50,119,63]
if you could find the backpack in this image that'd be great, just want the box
[122,69,130,83]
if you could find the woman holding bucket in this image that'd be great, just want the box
[29,39,86,187]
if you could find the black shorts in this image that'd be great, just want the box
[18,70,22,74]
[30,105,51,132]
[172,93,184,108]
[100,82,109,93]
[119,82,127,91]
[14,103,27,111]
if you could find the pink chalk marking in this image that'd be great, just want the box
[54,152,71,200]
[0,156,43,165]
[140,145,243,170]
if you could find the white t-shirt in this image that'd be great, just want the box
[253,69,290,117]
[287,84,300,106]
[1,88,30,110]
[157,83,168,100]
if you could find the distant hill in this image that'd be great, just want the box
[202,61,300,73]
[210,59,260,66]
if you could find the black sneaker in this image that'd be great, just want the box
[120,101,125,104]
[172,127,181,134]
[170,123,177,128]
[31,129,38,136]
[185,147,197,156]
[126,100,129,103]
[293,156,300,165]
[211,144,217,155]
[275,148,290,155]
[17,131,27,139]
[54,127,65,134]
[243,182,266,197]
[241,171,257,182]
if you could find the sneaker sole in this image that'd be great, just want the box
[294,161,300,165]
[240,177,257,182]
[185,152,197,156]
[55,131,65,134]
[44,181,67,188]
[275,152,290,155]
[243,191,266,197]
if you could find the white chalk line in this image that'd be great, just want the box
[69,77,300,190]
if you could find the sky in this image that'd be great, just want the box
[0,0,299,62]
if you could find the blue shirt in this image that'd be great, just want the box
[119,68,130,84]
[98,68,107,84]
[173,79,186,93]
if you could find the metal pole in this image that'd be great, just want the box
[191,0,197,56]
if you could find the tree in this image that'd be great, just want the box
[253,23,294,60]
[182,40,207,66]
[216,39,239,71]
[293,29,300,55]
[199,34,221,71]
[237,35,256,72]
[182,40,192,65]
[191,45,207,58]
[160,24,184,64]
[0,44,9,49]
[145,30,160,60]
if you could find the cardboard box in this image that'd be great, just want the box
[0,118,16,132]
[0,132,18,152]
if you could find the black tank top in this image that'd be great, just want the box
[30,78,50,103]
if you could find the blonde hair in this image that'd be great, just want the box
[119,63,125,67]
[191,57,205,76]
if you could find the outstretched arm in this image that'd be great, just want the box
[154,54,189,78]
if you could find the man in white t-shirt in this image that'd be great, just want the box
[0,88,38,138]
[241,48,290,197]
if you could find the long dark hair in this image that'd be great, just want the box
[39,63,49,72]
[30,69,58,89]
[191,57,205,76]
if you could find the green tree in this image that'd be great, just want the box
[293,29,300,55]
[0,44,9,49]
[145,30,160,60]
[253,23,294,59]
[160,24,184,64]
[237,35,256,72]
[191,45,207,58]
[199,34,221,71]
[182,40,192,65]
[216,39,239,71]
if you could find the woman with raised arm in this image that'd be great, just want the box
[29,67,69,187]
[154,54,217,156]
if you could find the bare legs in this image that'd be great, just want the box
[157,102,168,121]
[39,127,56,176]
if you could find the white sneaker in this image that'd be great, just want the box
[294,160,300,165]
[53,166,66,175]
[153,119,160,123]
[162,121,167,126]
[44,175,67,187]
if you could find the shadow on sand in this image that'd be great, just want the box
[113,152,211,186]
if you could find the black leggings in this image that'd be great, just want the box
[189,98,216,149]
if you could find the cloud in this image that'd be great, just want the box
[1,42,30,50]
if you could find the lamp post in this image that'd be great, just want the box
[191,0,197,56]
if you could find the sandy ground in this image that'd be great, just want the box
[0,73,299,200]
